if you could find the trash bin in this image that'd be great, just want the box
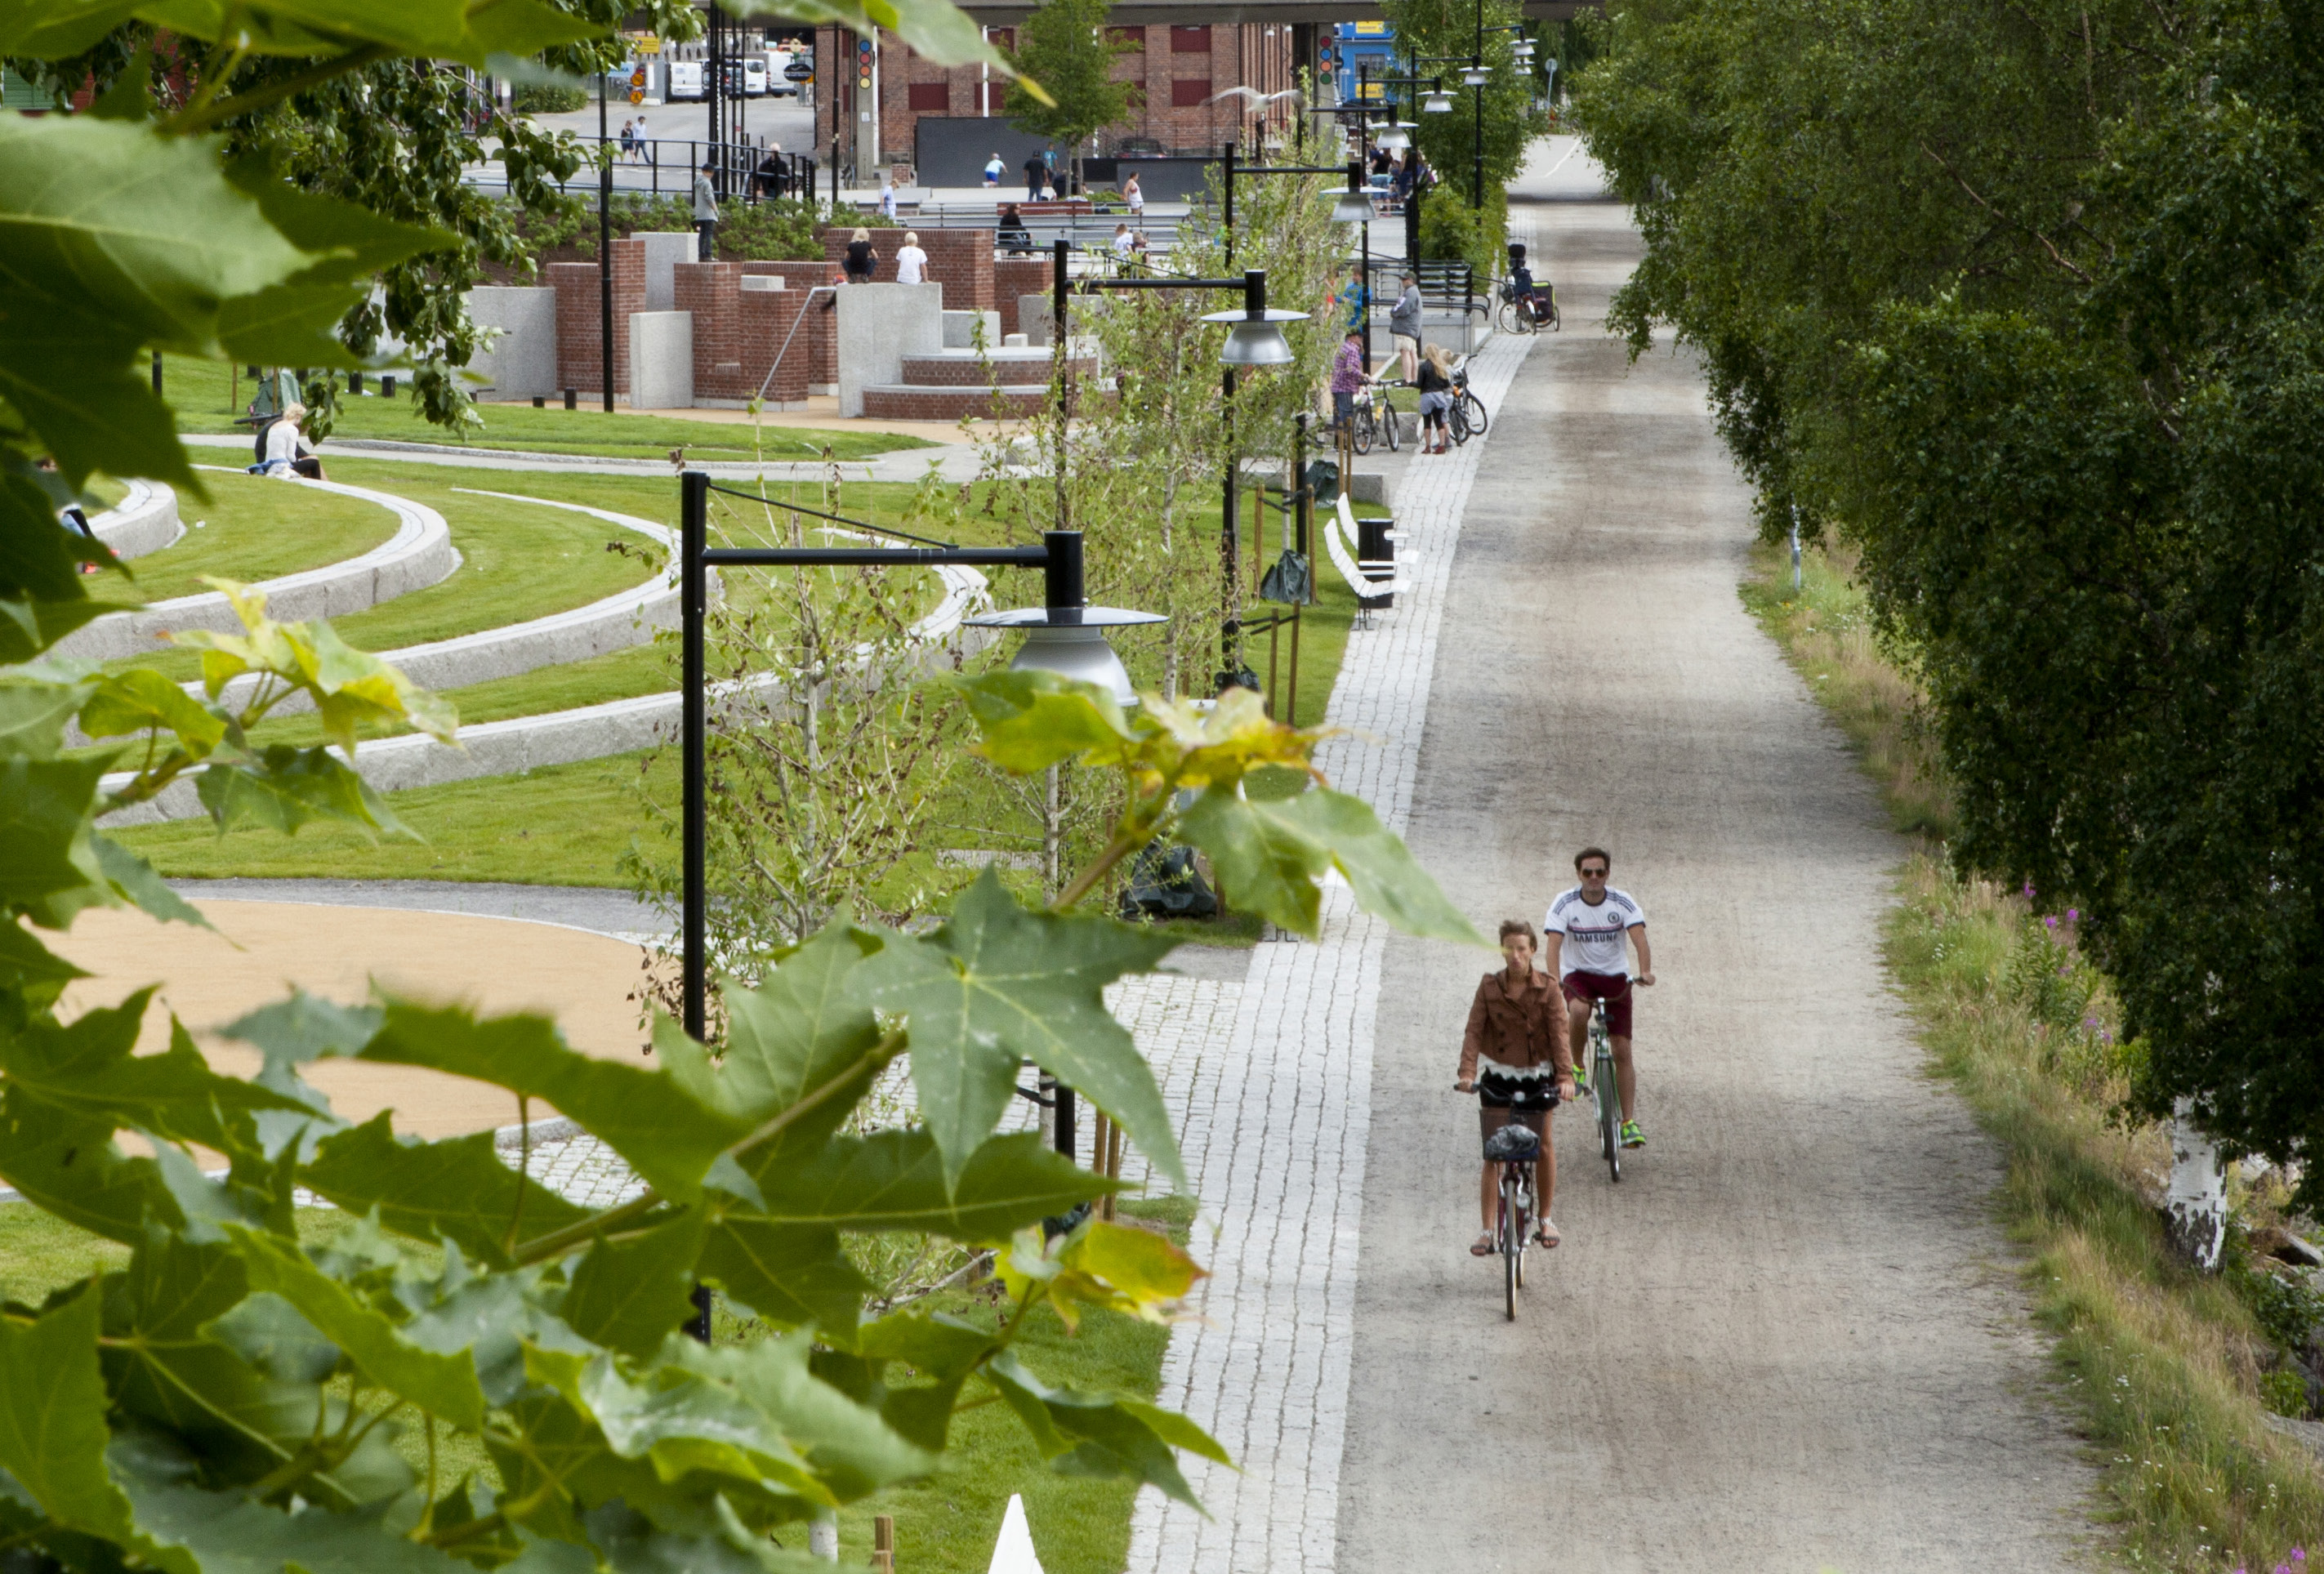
[1357,515,1394,610]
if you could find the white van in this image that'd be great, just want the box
[666,59,703,100]
[742,57,768,96]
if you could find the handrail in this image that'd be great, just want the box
[754,284,837,404]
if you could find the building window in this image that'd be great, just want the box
[1171,25,1210,52]
[1170,77,1211,107]
[908,81,948,112]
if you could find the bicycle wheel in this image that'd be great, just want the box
[1448,399,1470,447]
[1514,1170,1531,1288]
[1461,390,1489,436]
[1597,1043,1622,1184]
[1382,397,1402,452]
[1351,408,1374,457]
[1495,299,1520,334]
[1499,1169,1519,1321]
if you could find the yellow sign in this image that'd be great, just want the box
[1353,20,1387,34]
[630,88,644,103]
[629,33,661,54]
[630,68,645,86]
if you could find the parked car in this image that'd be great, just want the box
[666,59,703,100]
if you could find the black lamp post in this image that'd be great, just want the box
[1046,243,1300,693]
[671,482,1158,1342]
[597,63,614,414]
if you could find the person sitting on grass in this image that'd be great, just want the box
[256,403,325,480]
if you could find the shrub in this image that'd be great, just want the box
[511,83,588,115]
[1416,185,1509,281]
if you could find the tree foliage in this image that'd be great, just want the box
[1574,0,2324,1201]
[0,0,1480,1567]
[1381,0,1546,211]
[1002,0,1131,166]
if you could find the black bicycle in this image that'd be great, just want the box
[1482,1121,1539,1320]
[1350,380,1402,456]
[1453,359,1488,438]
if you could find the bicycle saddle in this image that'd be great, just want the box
[1482,1126,1541,1163]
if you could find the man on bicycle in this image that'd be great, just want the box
[1545,847,1656,1148]
[1456,921,1575,1252]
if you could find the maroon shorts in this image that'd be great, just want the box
[1561,970,1634,1038]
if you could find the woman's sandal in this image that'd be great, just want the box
[1470,1232,1495,1257]
[1532,1220,1561,1248]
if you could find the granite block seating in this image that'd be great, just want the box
[628,311,694,410]
[635,231,697,310]
[994,258,1051,338]
[467,287,557,400]
[857,346,1092,421]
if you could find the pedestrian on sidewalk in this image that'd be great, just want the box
[1416,343,1455,452]
[880,171,899,221]
[1456,920,1574,1255]
[632,112,649,161]
[984,151,1005,186]
[1124,171,1143,216]
[618,119,636,162]
[1390,272,1423,382]
[1330,328,1366,435]
[691,161,719,260]
[1023,149,1046,199]
[894,230,928,285]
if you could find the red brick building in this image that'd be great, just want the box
[814,21,1303,181]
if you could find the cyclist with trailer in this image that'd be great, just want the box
[1546,847,1656,1149]
[1456,920,1576,1255]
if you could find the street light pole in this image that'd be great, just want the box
[598,65,613,414]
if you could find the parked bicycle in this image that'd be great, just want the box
[1350,379,1402,456]
[1446,358,1488,447]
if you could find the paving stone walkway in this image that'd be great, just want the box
[1126,323,1537,1574]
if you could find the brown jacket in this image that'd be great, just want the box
[1458,968,1572,1084]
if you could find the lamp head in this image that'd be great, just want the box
[1328,188,1374,223]
[1421,88,1453,113]
[1376,122,1412,150]
[1461,65,1490,86]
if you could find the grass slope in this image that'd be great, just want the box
[112,468,399,608]
[161,356,933,463]
[1742,542,2324,1572]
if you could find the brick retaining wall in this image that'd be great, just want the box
[548,238,645,398]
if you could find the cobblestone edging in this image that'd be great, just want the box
[1126,324,1537,1574]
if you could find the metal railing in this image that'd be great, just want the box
[463,136,819,204]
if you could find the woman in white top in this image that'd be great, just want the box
[1123,172,1143,216]
[894,231,929,286]
[880,174,899,219]
[258,403,324,480]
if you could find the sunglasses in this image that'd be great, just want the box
[1579,867,1608,878]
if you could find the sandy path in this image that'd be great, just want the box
[56,901,652,1139]
[1334,193,2091,1568]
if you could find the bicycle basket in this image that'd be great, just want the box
[1482,1124,1541,1163]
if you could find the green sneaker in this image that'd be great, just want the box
[1619,1120,1645,1149]
[1570,1061,1590,1092]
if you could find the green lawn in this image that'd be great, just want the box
[109,467,399,608]
[159,355,935,464]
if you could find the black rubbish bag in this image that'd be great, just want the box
[1303,457,1340,497]
[1260,550,1311,604]
[1119,841,1217,921]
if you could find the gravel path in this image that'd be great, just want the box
[1334,190,2093,1567]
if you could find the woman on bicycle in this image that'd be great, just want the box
[1457,920,1576,1254]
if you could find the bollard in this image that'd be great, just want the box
[380,374,397,398]
[564,386,578,410]
[872,1514,894,1572]
[532,395,546,408]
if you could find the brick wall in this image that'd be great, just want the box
[823,24,1296,177]
[548,237,645,397]
[817,225,993,310]
[673,261,744,401]
[994,258,1050,337]
[742,288,815,405]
